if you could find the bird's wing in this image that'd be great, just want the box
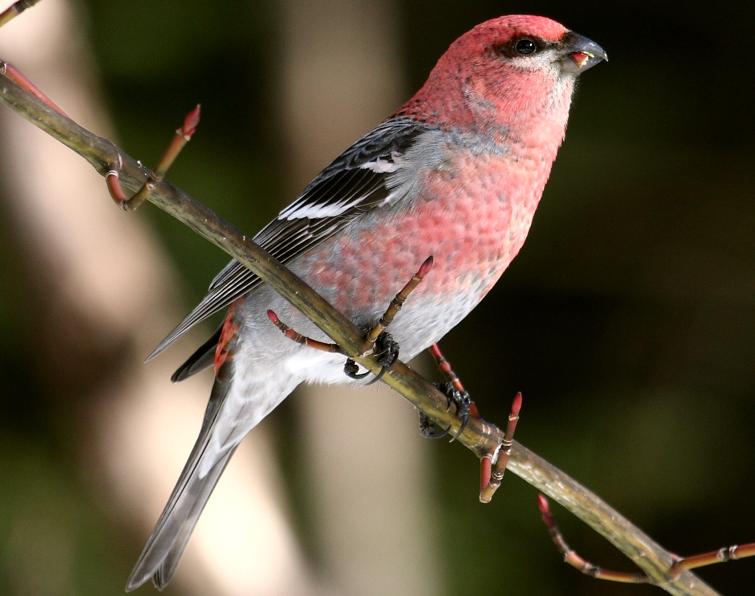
[146,117,428,361]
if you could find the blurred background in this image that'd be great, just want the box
[0,1,752,594]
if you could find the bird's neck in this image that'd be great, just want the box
[397,69,576,166]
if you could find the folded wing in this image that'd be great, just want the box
[146,117,428,362]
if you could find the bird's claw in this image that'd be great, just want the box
[366,331,399,384]
[417,381,472,441]
[343,359,370,379]
[343,331,400,383]
[418,411,451,439]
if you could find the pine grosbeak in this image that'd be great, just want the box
[127,14,606,591]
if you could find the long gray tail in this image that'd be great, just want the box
[126,375,236,592]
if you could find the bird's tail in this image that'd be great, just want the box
[125,371,237,592]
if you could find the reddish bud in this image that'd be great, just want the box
[417,255,434,278]
[181,104,201,138]
[537,494,550,516]
[266,309,279,324]
[537,495,556,529]
[511,391,523,416]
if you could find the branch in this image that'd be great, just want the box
[0,0,40,28]
[538,495,755,583]
[0,64,718,595]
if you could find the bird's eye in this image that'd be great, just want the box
[514,38,538,55]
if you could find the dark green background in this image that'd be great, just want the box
[1,1,752,594]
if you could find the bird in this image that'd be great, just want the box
[126,14,606,591]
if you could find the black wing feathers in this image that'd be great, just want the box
[147,118,428,362]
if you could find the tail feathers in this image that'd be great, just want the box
[126,373,236,592]
[126,448,237,591]
[170,326,222,383]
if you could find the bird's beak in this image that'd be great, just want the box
[560,31,607,73]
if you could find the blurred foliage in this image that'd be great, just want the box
[0,0,752,594]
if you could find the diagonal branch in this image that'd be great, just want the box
[0,68,717,595]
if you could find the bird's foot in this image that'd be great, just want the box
[421,343,478,441]
[268,257,432,383]
[418,381,472,440]
[343,256,433,383]
[344,331,400,383]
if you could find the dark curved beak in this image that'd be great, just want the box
[560,31,607,73]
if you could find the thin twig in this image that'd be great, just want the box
[107,104,201,211]
[266,309,342,353]
[0,60,66,115]
[427,343,479,434]
[428,343,481,420]
[0,0,40,29]
[670,542,755,575]
[538,495,755,583]
[429,343,469,397]
[479,391,522,503]
[363,255,433,348]
[538,494,649,583]
[0,64,719,596]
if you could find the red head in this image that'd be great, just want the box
[397,15,606,146]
